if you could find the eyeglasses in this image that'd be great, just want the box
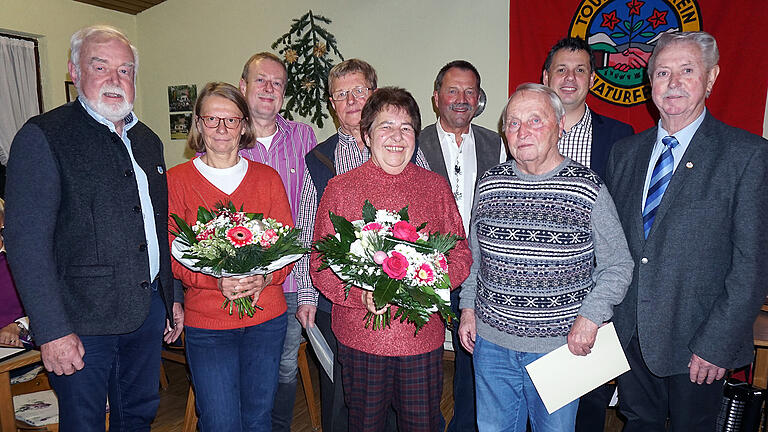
[331,86,371,101]
[198,116,244,129]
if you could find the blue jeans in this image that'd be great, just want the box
[277,292,302,384]
[474,336,578,432]
[447,287,477,432]
[49,287,166,432]
[186,313,287,432]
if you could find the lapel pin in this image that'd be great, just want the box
[157,165,165,174]
[685,161,693,169]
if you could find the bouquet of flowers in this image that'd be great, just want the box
[314,200,461,334]
[171,201,307,318]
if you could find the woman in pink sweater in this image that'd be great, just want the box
[310,87,471,432]
[168,82,293,432]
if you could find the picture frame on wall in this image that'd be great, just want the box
[170,113,192,140]
[65,81,78,103]
[168,84,197,112]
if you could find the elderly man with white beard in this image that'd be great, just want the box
[4,25,183,431]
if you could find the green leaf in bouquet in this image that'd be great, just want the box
[170,213,198,246]
[427,232,461,254]
[408,286,434,307]
[362,200,376,223]
[397,205,410,222]
[197,206,215,223]
[329,211,355,240]
[372,277,399,309]
[416,221,428,231]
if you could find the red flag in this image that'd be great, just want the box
[510,0,768,135]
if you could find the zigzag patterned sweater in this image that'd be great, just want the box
[460,158,633,353]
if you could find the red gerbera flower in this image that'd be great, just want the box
[226,226,253,248]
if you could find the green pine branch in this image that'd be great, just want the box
[271,10,344,129]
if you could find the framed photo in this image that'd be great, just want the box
[170,113,192,140]
[168,84,197,112]
[65,81,78,103]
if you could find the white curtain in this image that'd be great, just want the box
[0,36,40,166]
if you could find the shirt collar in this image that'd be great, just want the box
[78,96,137,135]
[337,128,356,146]
[655,108,707,149]
[436,117,473,144]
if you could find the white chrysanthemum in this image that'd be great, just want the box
[375,209,401,225]
[349,239,367,258]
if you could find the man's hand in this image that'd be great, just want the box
[164,302,184,343]
[0,323,22,347]
[567,315,599,356]
[296,304,317,328]
[688,353,726,384]
[458,309,477,354]
[41,333,85,375]
[361,291,388,315]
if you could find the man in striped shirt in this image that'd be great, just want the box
[237,52,318,431]
[542,37,633,181]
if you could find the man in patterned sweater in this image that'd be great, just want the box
[458,83,633,432]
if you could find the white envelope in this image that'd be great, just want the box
[525,322,630,414]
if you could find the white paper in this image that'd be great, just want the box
[0,346,25,361]
[171,238,302,277]
[525,322,630,414]
[306,325,333,382]
[14,390,59,426]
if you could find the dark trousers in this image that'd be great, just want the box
[575,383,614,432]
[447,288,478,432]
[617,334,723,432]
[49,288,166,432]
[338,343,444,432]
[316,309,349,432]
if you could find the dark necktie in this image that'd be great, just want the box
[642,135,679,238]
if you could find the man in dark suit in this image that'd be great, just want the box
[542,36,634,432]
[4,25,183,431]
[542,36,634,180]
[605,31,768,431]
[420,60,505,432]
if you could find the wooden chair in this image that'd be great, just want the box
[158,332,197,432]
[182,341,320,431]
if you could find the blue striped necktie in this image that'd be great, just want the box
[642,136,679,238]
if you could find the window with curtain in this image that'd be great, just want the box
[0,34,41,167]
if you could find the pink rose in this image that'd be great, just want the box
[362,222,383,231]
[382,251,409,280]
[391,221,420,242]
[263,229,277,241]
[373,251,388,264]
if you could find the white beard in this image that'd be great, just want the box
[78,83,133,123]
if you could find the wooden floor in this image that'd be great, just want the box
[150,354,626,432]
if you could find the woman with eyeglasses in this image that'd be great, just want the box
[167,81,294,432]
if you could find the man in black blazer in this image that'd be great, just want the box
[605,31,768,431]
[543,36,634,180]
[542,36,634,432]
[4,26,183,431]
[420,60,505,432]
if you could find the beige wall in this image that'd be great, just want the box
[0,0,136,112]
[135,0,510,167]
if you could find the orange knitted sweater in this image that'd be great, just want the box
[168,158,294,329]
